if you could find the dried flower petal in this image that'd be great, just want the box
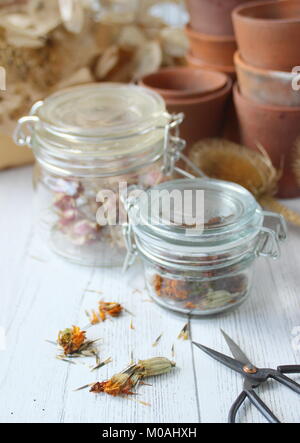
[178,323,189,341]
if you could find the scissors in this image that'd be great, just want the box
[193,330,300,423]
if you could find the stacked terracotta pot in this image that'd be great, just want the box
[140,67,232,148]
[233,0,300,198]
[185,0,262,78]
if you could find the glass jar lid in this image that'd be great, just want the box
[36,83,168,143]
[128,178,264,250]
[15,83,184,176]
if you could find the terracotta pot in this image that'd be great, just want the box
[234,83,300,198]
[235,51,300,107]
[140,67,227,100]
[186,52,236,80]
[186,0,261,36]
[233,0,300,71]
[186,25,237,67]
[141,75,232,149]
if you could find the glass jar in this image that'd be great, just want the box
[14,83,185,266]
[123,178,287,316]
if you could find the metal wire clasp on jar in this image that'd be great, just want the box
[14,83,188,267]
[123,178,287,316]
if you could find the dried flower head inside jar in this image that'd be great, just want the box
[124,178,287,316]
[15,84,185,266]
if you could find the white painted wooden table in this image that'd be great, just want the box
[0,166,300,424]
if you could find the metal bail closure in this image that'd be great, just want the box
[262,211,287,242]
[14,115,39,148]
[162,113,186,176]
[14,100,44,148]
[257,227,281,259]
[122,222,138,273]
[121,186,142,273]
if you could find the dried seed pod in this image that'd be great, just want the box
[137,357,176,377]
[89,357,176,397]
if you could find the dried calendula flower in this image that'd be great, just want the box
[89,357,176,397]
[99,301,123,321]
[58,326,86,355]
[91,365,140,396]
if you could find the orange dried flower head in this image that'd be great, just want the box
[58,326,86,355]
[91,372,137,397]
[99,301,123,321]
[90,358,175,397]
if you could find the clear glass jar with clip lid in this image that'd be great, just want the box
[123,178,287,316]
[14,83,186,266]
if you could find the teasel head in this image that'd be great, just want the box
[188,138,300,227]
[293,138,300,187]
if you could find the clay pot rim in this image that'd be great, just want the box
[233,0,300,25]
[234,82,300,112]
[185,23,236,42]
[234,51,297,79]
[166,78,232,105]
[139,67,228,100]
[186,53,236,75]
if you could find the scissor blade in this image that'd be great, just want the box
[221,329,254,367]
[192,342,245,375]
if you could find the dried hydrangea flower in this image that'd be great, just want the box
[58,326,86,355]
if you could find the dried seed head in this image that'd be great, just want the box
[90,372,137,396]
[137,357,176,377]
[58,326,86,355]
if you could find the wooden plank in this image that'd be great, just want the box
[0,166,199,423]
[191,204,300,423]
[1,166,300,423]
